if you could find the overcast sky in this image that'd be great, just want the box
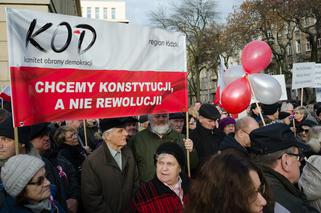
[126,0,243,26]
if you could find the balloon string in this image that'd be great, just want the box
[246,75,266,126]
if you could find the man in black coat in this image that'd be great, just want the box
[190,104,225,166]
[250,123,319,213]
[220,116,259,157]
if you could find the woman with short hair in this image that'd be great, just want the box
[130,142,189,212]
[186,153,269,213]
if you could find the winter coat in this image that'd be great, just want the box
[262,166,319,213]
[81,143,139,213]
[42,150,80,200]
[299,155,321,212]
[0,184,65,213]
[58,143,87,182]
[219,135,249,157]
[129,127,197,182]
[129,174,189,213]
[190,122,225,165]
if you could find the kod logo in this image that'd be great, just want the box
[25,19,96,55]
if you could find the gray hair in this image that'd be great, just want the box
[307,126,321,153]
[235,116,257,133]
[280,102,293,112]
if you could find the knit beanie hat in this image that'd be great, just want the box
[1,154,45,197]
[155,142,185,168]
[219,117,236,130]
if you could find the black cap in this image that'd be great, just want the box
[199,104,220,120]
[169,112,185,120]
[123,117,138,123]
[299,119,318,128]
[261,103,279,116]
[155,142,185,168]
[138,115,148,123]
[278,112,291,120]
[317,108,321,117]
[100,118,127,132]
[0,110,14,140]
[250,123,307,154]
[29,123,50,141]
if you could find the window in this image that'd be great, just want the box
[95,7,100,19]
[295,40,301,53]
[111,8,116,19]
[287,43,292,55]
[306,39,311,51]
[318,38,321,48]
[86,7,91,18]
[103,8,108,19]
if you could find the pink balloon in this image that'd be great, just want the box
[241,40,272,74]
[221,78,251,114]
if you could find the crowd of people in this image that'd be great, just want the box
[1,99,321,212]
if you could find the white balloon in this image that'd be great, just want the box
[223,65,245,85]
[249,73,282,104]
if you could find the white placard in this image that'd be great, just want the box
[291,62,315,89]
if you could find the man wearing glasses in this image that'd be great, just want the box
[129,113,194,182]
[250,123,319,213]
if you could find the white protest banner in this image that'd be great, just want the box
[316,88,321,102]
[272,75,287,101]
[291,62,315,89]
[314,64,321,88]
[6,8,187,127]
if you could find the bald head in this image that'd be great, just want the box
[235,116,259,148]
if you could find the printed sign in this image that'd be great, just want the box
[6,8,187,127]
[291,62,315,89]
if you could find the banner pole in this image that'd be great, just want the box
[292,116,296,137]
[185,112,191,178]
[247,76,266,126]
[14,127,19,154]
[83,120,88,147]
[301,88,304,107]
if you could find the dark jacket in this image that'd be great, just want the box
[219,135,249,157]
[129,174,189,213]
[58,143,87,182]
[0,184,65,213]
[262,166,319,213]
[79,125,102,151]
[81,143,139,213]
[190,122,225,165]
[42,150,80,201]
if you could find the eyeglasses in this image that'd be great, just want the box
[286,153,304,161]
[154,114,168,119]
[28,176,46,186]
[300,129,310,133]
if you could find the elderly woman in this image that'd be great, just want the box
[1,154,64,212]
[219,116,236,136]
[130,142,189,212]
[186,153,270,213]
[54,126,87,181]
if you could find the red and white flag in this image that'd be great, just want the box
[214,56,226,105]
[0,86,11,102]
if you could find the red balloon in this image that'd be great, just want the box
[241,40,272,74]
[221,77,251,114]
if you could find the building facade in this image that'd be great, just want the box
[0,0,81,88]
[80,0,128,23]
